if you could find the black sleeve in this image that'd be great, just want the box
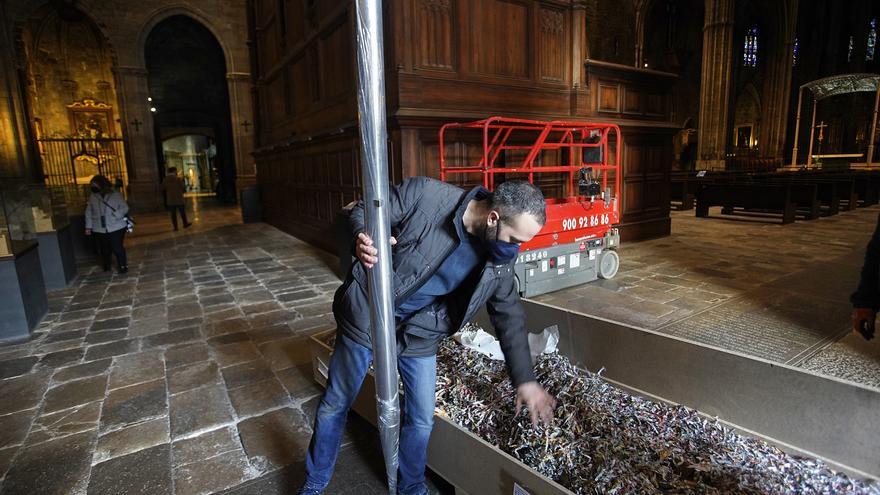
[851,212,880,309]
[487,270,536,387]
[348,176,427,244]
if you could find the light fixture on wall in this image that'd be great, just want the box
[147,97,152,102]
[150,107,157,112]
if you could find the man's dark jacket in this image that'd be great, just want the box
[334,177,536,387]
[852,212,880,310]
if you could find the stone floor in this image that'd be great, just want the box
[534,205,880,388]
[1,198,879,495]
[0,199,452,495]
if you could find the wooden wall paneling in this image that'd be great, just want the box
[396,75,573,116]
[254,0,273,25]
[265,72,289,128]
[538,6,566,83]
[623,87,641,114]
[645,92,665,116]
[318,0,347,19]
[623,181,643,215]
[289,54,309,116]
[470,0,530,79]
[321,18,354,101]
[285,0,305,45]
[415,0,456,71]
[598,83,620,113]
[399,127,421,178]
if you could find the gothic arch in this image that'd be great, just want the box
[15,2,118,67]
[136,5,233,71]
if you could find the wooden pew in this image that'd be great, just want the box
[696,183,798,224]
[763,178,846,216]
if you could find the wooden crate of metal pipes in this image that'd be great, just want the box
[310,298,880,493]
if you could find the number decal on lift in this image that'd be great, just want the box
[561,214,610,231]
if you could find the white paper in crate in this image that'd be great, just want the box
[453,325,559,361]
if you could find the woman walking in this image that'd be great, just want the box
[85,175,129,274]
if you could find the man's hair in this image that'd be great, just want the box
[490,180,546,225]
[168,167,177,173]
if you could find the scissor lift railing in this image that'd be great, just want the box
[439,117,623,297]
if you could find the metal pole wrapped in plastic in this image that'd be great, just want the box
[354,0,400,493]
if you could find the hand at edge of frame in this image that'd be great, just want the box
[355,232,397,269]
[853,307,876,340]
[515,381,556,426]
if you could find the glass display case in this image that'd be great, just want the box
[0,180,37,257]
[60,183,92,217]
[29,186,70,233]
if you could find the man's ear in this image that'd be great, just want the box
[487,210,501,226]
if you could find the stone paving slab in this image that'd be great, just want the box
[0,430,96,495]
[87,443,172,495]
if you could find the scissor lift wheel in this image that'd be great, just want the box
[598,249,619,279]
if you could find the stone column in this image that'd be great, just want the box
[227,72,256,197]
[696,0,735,171]
[0,3,33,180]
[758,0,798,163]
[113,66,161,212]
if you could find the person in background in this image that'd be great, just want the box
[85,175,129,274]
[163,167,190,231]
[852,212,880,340]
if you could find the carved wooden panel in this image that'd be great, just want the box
[254,0,274,26]
[620,131,671,225]
[285,0,306,45]
[257,22,280,75]
[598,84,620,112]
[265,72,289,126]
[646,92,664,116]
[307,47,321,102]
[538,7,565,82]
[623,88,640,114]
[415,0,455,70]
[321,20,354,100]
[288,55,312,115]
[470,0,529,78]
[623,182,642,215]
[258,135,364,252]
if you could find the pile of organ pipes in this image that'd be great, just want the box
[433,324,880,494]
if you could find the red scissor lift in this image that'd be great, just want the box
[440,117,622,297]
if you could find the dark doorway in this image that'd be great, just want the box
[145,16,236,203]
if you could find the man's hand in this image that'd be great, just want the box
[515,381,556,426]
[85,228,92,236]
[355,232,397,269]
[853,307,876,340]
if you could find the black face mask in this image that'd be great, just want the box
[91,186,101,193]
[482,219,520,262]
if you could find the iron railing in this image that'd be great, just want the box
[36,137,129,208]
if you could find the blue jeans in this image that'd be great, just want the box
[304,331,436,495]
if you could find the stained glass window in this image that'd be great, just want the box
[868,18,877,61]
[743,26,758,67]
[792,37,799,66]
[848,36,854,62]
